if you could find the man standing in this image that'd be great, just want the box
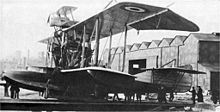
[158,86,167,103]
[14,85,20,99]
[197,86,204,102]
[1,76,9,97]
[4,81,10,97]
[190,87,196,104]
[169,89,174,102]
[161,86,167,103]
[10,85,15,99]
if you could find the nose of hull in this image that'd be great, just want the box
[3,71,48,91]
[4,71,47,83]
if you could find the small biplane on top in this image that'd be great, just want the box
[3,2,204,101]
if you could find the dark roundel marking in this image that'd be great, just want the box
[120,5,148,13]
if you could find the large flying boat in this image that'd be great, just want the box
[3,2,204,101]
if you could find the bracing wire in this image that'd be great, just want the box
[98,36,109,65]
[103,0,118,9]
[89,22,97,64]
[98,30,124,66]
[109,31,124,65]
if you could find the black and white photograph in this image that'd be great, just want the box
[0,0,220,111]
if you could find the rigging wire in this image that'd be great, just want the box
[90,22,97,45]
[98,29,124,66]
[89,22,98,64]
[155,2,175,29]
[109,30,124,65]
[166,2,175,8]
[98,36,109,65]
[103,0,118,9]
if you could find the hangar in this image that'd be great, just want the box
[103,32,220,92]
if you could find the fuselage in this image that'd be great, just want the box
[2,67,140,99]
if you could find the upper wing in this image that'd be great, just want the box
[129,9,199,31]
[48,6,78,27]
[143,67,206,74]
[63,2,199,40]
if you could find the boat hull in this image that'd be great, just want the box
[3,71,49,91]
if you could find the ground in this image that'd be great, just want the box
[0,86,43,100]
[0,82,220,111]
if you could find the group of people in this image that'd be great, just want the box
[157,86,204,104]
[3,82,20,99]
[1,76,20,99]
[10,84,20,99]
[157,86,218,105]
[190,86,204,104]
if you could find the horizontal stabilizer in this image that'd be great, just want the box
[142,67,206,74]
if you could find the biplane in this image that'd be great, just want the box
[3,2,203,101]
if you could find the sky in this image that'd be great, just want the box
[0,0,220,59]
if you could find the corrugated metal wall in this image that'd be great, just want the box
[199,41,220,64]
[179,35,198,65]
[102,33,219,91]
[197,64,211,90]
[161,46,178,67]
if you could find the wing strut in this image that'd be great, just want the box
[107,30,113,68]
[80,25,86,68]
[94,18,100,66]
[122,25,128,72]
